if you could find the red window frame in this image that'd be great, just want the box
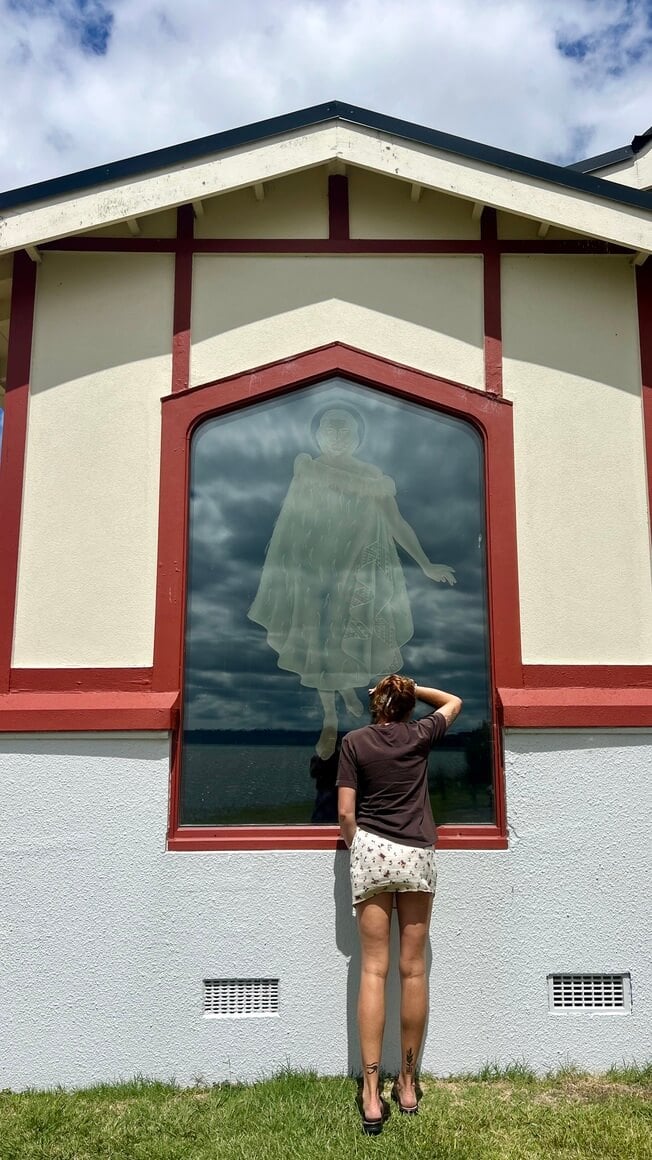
[155,343,520,851]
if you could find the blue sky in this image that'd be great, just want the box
[0,0,651,191]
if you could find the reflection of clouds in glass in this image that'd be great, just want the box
[183,379,492,743]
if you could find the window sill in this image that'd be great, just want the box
[0,690,179,731]
[167,825,508,851]
[498,686,652,727]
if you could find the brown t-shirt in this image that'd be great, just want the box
[336,711,448,848]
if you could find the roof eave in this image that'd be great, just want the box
[1,101,652,216]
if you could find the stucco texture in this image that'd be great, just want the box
[502,255,652,663]
[347,169,480,239]
[1,731,649,1090]
[13,252,174,667]
[194,167,329,238]
[191,255,484,387]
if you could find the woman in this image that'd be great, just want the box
[248,407,456,759]
[337,673,462,1135]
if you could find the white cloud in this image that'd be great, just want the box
[0,0,651,191]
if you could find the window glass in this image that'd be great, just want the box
[181,378,493,827]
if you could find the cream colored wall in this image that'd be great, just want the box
[13,252,174,667]
[502,255,652,663]
[12,233,650,670]
[195,168,328,238]
[595,142,652,191]
[497,212,584,241]
[348,168,480,239]
[191,255,484,387]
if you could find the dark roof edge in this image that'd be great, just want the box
[570,127,652,175]
[569,144,634,174]
[1,100,651,214]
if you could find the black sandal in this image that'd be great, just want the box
[359,1097,387,1135]
[391,1083,419,1115]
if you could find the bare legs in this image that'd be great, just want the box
[395,891,433,1109]
[356,891,433,1118]
[357,894,393,1120]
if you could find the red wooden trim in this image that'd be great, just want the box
[499,686,652,728]
[10,663,644,694]
[481,210,503,396]
[177,204,194,240]
[523,665,652,688]
[483,404,522,688]
[172,207,193,393]
[39,236,631,255]
[0,690,178,732]
[481,383,520,838]
[435,827,508,850]
[0,253,37,694]
[480,207,497,243]
[501,239,630,254]
[42,237,178,252]
[170,826,342,851]
[9,667,153,692]
[328,174,349,240]
[164,341,510,413]
[151,390,191,695]
[168,826,508,851]
[189,238,481,252]
[636,261,652,539]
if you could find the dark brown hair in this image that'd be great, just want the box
[369,674,416,723]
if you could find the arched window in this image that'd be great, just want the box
[155,346,520,850]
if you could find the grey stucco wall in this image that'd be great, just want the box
[1,729,650,1089]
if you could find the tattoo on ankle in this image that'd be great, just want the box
[405,1048,414,1073]
[365,1062,379,1075]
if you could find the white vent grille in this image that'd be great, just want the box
[548,973,631,1011]
[203,978,279,1018]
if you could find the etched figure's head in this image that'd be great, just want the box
[315,409,360,456]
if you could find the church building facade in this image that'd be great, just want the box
[0,104,650,1088]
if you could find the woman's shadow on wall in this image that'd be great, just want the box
[333,848,433,1078]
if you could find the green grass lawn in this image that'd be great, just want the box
[1,1064,650,1159]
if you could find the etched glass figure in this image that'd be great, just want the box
[248,408,456,757]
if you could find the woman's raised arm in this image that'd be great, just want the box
[414,684,462,728]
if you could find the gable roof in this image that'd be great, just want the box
[0,102,650,254]
[2,101,651,214]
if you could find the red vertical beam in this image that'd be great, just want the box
[153,204,194,693]
[636,260,652,540]
[152,393,189,694]
[481,208,503,396]
[0,252,37,692]
[328,174,349,240]
[172,205,194,394]
[484,399,523,690]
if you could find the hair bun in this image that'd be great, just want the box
[369,674,416,723]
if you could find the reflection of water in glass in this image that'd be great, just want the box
[181,740,493,827]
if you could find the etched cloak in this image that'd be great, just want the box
[248,453,414,689]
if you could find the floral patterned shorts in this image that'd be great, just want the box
[349,827,437,905]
